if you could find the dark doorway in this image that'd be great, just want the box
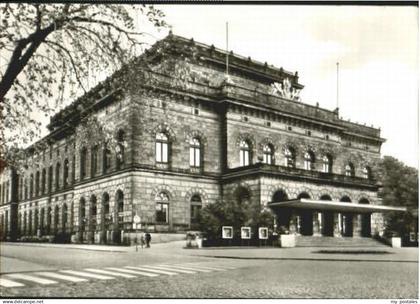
[297,192,313,235]
[271,190,290,230]
[320,195,334,236]
[359,198,371,237]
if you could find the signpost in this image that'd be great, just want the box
[133,215,141,251]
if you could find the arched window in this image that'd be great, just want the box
[272,189,288,202]
[30,174,34,198]
[48,166,53,193]
[303,151,315,170]
[103,145,111,173]
[284,147,295,168]
[90,195,97,229]
[322,155,333,173]
[35,171,40,196]
[156,133,169,163]
[62,203,68,232]
[239,140,251,166]
[80,147,87,179]
[79,198,86,231]
[40,207,45,233]
[116,130,125,169]
[54,205,59,232]
[71,155,76,183]
[116,190,124,213]
[263,144,274,165]
[190,194,202,224]
[41,169,46,194]
[34,208,39,235]
[23,211,27,235]
[234,186,251,205]
[189,138,201,168]
[362,166,371,179]
[91,146,98,176]
[320,194,332,201]
[46,206,52,234]
[24,178,28,200]
[63,159,69,187]
[28,210,33,235]
[345,162,355,177]
[155,192,169,223]
[55,162,61,190]
[102,193,110,228]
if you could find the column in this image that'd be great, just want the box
[289,213,297,234]
[353,214,362,237]
[333,213,341,237]
[313,211,321,236]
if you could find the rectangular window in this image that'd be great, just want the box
[156,203,169,223]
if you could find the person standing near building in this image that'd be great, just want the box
[145,232,151,248]
[140,234,145,249]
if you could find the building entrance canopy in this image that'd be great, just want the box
[268,198,406,214]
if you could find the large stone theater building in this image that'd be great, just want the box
[0,34,404,244]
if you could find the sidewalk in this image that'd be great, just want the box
[2,241,418,262]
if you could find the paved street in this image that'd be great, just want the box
[0,242,418,298]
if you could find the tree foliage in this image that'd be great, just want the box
[377,156,418,238]
[198,198,275,242]
[0,3,167,164]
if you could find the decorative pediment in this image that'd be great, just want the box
[236,133,256,148]
[150,123,176,142]
[185,129,208,147]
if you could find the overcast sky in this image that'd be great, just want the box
[151,5,418,168]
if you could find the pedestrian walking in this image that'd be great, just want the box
[145,232,151,248]
[140,234,145,249]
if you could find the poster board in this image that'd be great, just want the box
[259,227,268,239]
[241,227,251,239]
[222,226,233,239]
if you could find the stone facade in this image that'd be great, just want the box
[0,34,387,243]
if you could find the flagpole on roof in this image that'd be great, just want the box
[336,62,339,111]
[226,21,229,76]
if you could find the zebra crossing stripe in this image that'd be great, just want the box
[35,272,88,282]
[60,270,113,280]
[159,264,213,273]
[105,267,159,277]
[125,266,178,276]
[84,268,136,278]
[7,273,57,285]
[146,265,197,274]
[0,277,25,287]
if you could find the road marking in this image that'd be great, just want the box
[60,270,113,280]
[188,263,236,269]
[0,277,25,287]
[35,272,88,282]
[125,266,178,276]
[84,268,136,278]
[159,264,212,272]
[105,267,159,277]
[7,273,57,285]
[147,265,197,274]
[178,263,230,271]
